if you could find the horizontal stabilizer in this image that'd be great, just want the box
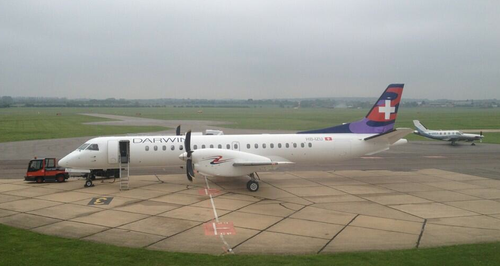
[364,128,413,145]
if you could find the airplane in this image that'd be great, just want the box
[58,84,412,192]
[413,120,484,146]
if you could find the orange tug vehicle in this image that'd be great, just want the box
[25,158,69,183]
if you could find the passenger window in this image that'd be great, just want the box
[171,145,175,150]
[286,143,290,148]
[301,143,305,148]
[202,145,206,149]
[293,143,297,148]
[179,145,184,150]
[278,143,282,148]
[234,144,238,149]
[270,143,274,148]
[226,144,230,149]
[247,144,250,149]
[308,143,312,148]
[194,145,198,150]
[255,144,259,149]
[262,144,266,149]
[218,144,222,149]
[145,146,149,151]
[210,144,214,148]
[163,145,166,151]
[154,145,158,151]
[88,144,99,151]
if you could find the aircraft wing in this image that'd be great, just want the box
[233,161,294,167]
[189,149,294,177]
[364,128,413,145]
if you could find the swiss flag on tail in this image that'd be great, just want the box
[366,84,403,123]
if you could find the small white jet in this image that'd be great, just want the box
[59,84,411,191]
[413,120,484,146]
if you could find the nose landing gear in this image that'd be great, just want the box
[84,173,95,187]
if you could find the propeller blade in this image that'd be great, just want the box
[185,130,192,156]
[186,158,194,182]
[176,125,181,136]
[184,131,194,182]
[480,131,483,136]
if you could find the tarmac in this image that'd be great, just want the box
[2,168,500,254]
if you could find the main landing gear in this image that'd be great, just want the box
[246,173,260,192]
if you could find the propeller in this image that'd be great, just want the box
[176,125,181,136]
[184,130,194,182]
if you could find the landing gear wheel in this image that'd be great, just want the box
[246,180,259,192]
[36,177,43,183]
[84,180,94,187]
[471,143,476,146]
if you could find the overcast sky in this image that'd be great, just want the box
[1,1,499,100]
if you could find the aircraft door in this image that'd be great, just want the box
[231,141,240,151]
[119,141,130,163]
[107,140,119,164]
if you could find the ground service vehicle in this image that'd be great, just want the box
[25,158,69,183]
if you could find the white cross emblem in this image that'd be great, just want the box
[378,99,395,120]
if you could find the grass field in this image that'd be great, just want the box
[1,223,499,266]
[1,107,500,143]
[0,108,166,143]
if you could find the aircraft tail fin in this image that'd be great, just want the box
[413,120,428,133]
[298,84,404,134]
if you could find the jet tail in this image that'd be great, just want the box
[413,120,428,133]
[299,84,404,134]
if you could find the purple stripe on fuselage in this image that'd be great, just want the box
[348,118,394,134]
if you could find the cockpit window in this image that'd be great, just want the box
[87,144,99,151]
[77,144,90,151]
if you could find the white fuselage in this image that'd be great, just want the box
[59,133,395,171]
[416,130,482,142]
